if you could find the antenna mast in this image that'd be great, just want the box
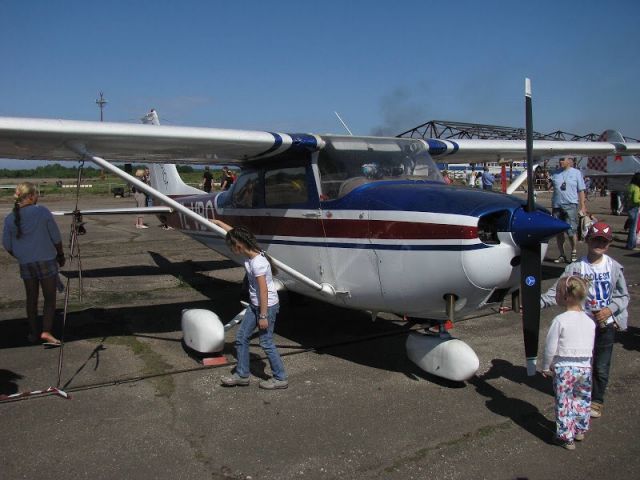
[95,92,107,121]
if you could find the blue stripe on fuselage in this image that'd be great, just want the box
[189,231,489,251]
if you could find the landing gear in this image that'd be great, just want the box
[405,293,479,381]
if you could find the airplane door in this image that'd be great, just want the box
[317,204,386,310]
[262,163,333,293]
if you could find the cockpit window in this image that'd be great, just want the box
[265,166,308,207]
[317,136,443,200]
[230,171,262,208]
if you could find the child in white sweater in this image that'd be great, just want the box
[542,275,596,450]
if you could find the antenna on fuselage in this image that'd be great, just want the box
[334,111,353,136]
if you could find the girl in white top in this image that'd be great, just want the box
[542,275,595,450]
[212,220,288,390]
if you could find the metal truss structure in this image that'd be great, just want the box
[397,120,639,143]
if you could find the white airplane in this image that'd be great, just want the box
[1,83,638,381]
[583,129,640,192]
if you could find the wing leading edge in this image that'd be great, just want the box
[0,116,322,164]
[0,115,637,164]
[423,138,639,163]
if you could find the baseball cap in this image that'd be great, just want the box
[587,222,613,241]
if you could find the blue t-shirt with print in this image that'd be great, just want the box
[551,167,585,207]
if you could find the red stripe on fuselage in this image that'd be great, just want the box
[216,215,478,240]
[165,195,478,240]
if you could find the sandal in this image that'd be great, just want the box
[40,333,61,347]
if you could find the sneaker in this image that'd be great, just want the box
[591,402,603,418]
[136,224,149,229]
[259,378,288,390]
[220,373,250,387]
[553,255,567,264]
[555,437,576,450]
[570,251,578,262]
[575,433,585,441]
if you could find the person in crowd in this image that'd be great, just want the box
[541,275,595,450]
[549,157,586,263]
[625,172,640,249]
[133,171,149,229]
[481,167,494,191]
[202,166,213,193]
[541,222,629,419]
[221,166,235,191]
[3,182,65,346]
[442,170,452,185]
[142,167,152,207]
[212,220,288,390]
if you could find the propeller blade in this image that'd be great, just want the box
[520,244,541,375]
[522,78,540,376]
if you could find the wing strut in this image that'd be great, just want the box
[68,144,338,298]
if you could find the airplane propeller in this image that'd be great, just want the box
[520,78,542,376]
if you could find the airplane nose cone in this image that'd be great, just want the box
[511,208,569,247]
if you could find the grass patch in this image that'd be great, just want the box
[100,334,176,398]
[382,420,512,473]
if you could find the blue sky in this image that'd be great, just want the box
[1,0,639,168]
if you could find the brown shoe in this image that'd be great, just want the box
[591,402,603,418]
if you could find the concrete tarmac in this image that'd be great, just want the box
[1,191,639,480]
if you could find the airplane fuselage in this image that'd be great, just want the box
[141,134,563,321]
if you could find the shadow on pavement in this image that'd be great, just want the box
[469,372,556,444]
[0,369,23,396]
[480,359,554,397]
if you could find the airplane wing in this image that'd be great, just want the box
[424,138,640,163]
[0,116,638,164]
[0,116,322,164]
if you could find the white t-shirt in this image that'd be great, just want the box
[578,255,614,325]
[244,253,279,307]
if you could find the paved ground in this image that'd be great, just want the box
[1,191,639,480]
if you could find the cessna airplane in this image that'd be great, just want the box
[1,82,638,381]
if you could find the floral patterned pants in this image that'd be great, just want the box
[553,366,592,441]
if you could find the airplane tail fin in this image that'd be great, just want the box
[140,110,203,196]
[588,129,640,192]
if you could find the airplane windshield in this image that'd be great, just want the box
[317,136,443,200]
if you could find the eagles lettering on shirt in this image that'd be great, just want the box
[579,257,614,320]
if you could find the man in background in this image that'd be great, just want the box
[202,166,213,193]
[550,157,586,263]
[481,167,494,191]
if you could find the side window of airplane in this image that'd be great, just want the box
[264,166,308,207]
[230,171,262,208]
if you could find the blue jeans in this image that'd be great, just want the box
[235,304,286,381]
[626,206,639,249]
[592,324,615,404]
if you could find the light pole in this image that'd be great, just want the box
[96,92,107,122]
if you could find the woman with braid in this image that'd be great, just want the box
[2,182,65,345]
[212,219,288,389]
